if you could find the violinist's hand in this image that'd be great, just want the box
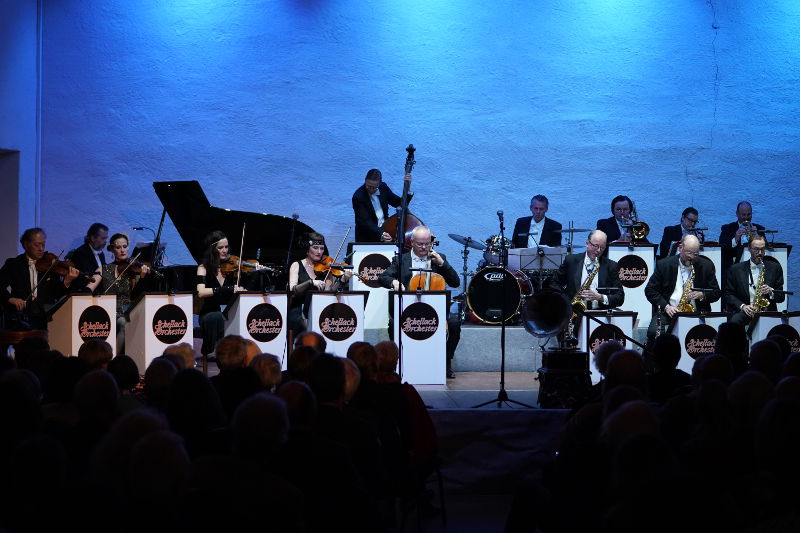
[312,279,326,290]
[429,250,444,266]
[66,266,79,283]
[404,173,412,184]
[342,270,353,281]
[141,265,150,276]
[8,297,26,311]
[234,285,246,293]
[391,280,406,291]
[380,232,392,242]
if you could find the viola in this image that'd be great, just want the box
[114,258,159,279]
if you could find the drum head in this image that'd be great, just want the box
[467,266,530,324]
[482,235,513,265]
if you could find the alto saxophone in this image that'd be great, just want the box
[676,264,696,312]
[751,265,769,312]
[570,259,600,320]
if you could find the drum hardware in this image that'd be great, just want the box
[482,234,513,265]
[473,210,534,409]
[558,221,592,254]
[448,234,482,322]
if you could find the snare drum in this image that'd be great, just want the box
[466,266,532,324]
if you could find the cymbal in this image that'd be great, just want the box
[553,228,592,233]
[448,233,486,250]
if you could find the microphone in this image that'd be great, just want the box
[596,287,623,294]
[763,229,779,234]
[497,210,504,223]
[517,232,539,237]
[292,213,299,220]
[132,226,149,231]
[773,290,794,296]
[692,287,717,293]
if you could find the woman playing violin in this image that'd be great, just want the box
[196,231,245,358]
[288,232,353,336]
[85,232,153,354]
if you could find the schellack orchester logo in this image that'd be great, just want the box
[358,254,391,288]
[399,302,439,341]
[318,303,358,342]
[616,255,649,288]
[768,324,800,352]
[589,324,626,354]
[685,324,717,359]
[151,304,188,344]
[78,305,111,341]
[247,303,283,342]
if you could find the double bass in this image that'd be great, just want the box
[381,145,424,252]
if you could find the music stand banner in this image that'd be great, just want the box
[127,292,193,373]
[608,243,657,327]
[224,292,288,368]
[671,312,728,374]
[579,310,637,385]
[765,244,790,312]
[391,291,448,385]
[308,291,367,357]
[48,294,117,357]
[699,243,722,313]
[749,311,800,350]
[350,243,395,329]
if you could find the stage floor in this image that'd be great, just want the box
[417,372,541,409]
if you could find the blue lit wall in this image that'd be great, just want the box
[5,0,800,302]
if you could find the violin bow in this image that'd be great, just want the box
[325,226,351,285]
[236,223,247,288]
[103,251,142,294]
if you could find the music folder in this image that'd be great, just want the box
[507,245,566,270]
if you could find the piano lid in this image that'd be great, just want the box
[153,181,317,267]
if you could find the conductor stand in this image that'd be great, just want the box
[474,210,534,409]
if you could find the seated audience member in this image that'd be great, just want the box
[106,354,143,413]
[375,340,400,384]
[162,342,196,370]
[210,335,262,419]
[294,330,327,353]
[782,351,800,379]
[77,339,113,370]
[250,353,282,392]
[714,322,749,379]
[749,339,783,385]
[647,334,691,404]
[143,358,177,412]
[167,368,229,457]
[283,345,319,383]
[691,354,734,387]
[342,358,361,404]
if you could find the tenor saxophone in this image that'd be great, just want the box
[570,258,600,320]
[751,265,769,312]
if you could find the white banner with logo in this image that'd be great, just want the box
[608,243,657,327]
[391,291,448,385]
[765,244,790,312]
[349,243,395,329]
[698,243,722,312]
[127,291,193,373]
[224,292,288,368]
[671,312,728,374]
[308,291,367,357]
[748,311,800,349]
[578,310,637,384]
[48,294,117,357]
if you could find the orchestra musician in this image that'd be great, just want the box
[719,201,766,282]
[596,195,650,243]
[85,233,152,355]
[66,222,109,273]
[511,195,563,248]
[0,228,80,331]
[644,235,721,346]
[196,231,245,359]
[658,207,705,259]
[378,225,461,378]
[724,235,784,327]
[352,169,412,242]
[548,230,624,312]
[288,232,353,336]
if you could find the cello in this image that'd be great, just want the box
[381,145,424,252]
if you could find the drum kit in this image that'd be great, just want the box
[448,227,591,325]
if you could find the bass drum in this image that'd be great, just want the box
[466,266,532,324]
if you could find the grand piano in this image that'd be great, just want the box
[149,180,318,294]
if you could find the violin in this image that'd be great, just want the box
[220,255,269,275]
[114,258,160,279]
[313,256,369,283]
[35,252,88,277]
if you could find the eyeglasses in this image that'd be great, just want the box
[683,250,700,257]
[412,241,432,248]
[750,247,766,255]
[586,241,603,249]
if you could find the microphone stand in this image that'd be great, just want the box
[284,214,299,290]
[474,211,533,408]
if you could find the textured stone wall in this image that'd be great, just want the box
[5,0,800,303]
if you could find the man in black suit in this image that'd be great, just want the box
[0,228,80,330]
[719,201,765,283]
[66,222,108,273]
[644,235,721,345]
[658,207,705,259]
[596,195,650,244]
[724,235,784,327]
[352,169,411,243]
[549,230,625,311]
[511,194,563,248]
[379,225,461,378]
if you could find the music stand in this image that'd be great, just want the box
[474,213,533,409]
